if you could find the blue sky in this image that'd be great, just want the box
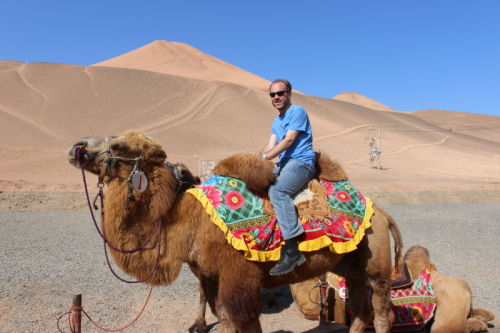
[2,1,499,116]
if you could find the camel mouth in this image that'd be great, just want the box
[67,144,89,168]
[67,136,107,168]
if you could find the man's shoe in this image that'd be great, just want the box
[269,239,306,276]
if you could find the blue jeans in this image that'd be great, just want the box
[269,159,316,240]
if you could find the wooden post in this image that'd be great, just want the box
[72,294,82,333]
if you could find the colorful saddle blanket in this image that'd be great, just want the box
[186,174,373,262]
[339,270,437,331]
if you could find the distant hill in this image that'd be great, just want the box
[0,41,499,192]
[410,109,500,144]
[93,40,270,89]
[333,92,395,112]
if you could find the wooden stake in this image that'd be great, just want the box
[72,294,82,333]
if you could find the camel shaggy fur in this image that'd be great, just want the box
[290,245,495,333]
[68,132,402,333]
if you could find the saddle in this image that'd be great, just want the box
[187,174,373,262]
[390,263,413,289]
[320,268,436,330]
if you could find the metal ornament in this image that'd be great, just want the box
[131,171,148,192]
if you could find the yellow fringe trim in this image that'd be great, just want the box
[299,196,373,254]
[187,188,374,262]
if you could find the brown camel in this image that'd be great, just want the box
[290,245,495,333]
[68,132,401,333]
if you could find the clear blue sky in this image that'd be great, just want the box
[2,1,499,116]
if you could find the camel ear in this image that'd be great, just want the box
[213,153,275,193]
[144,145,167,164]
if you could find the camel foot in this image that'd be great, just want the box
[188,320,208,333]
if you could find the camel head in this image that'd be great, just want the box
[403,245,436,279]
[68,135,116,175]
[68,132,200,194]
[68,132,167,182]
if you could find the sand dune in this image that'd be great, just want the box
[333,92,395,112]
[1,42,500,193]
[93,40,270,89]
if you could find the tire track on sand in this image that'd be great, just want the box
[0,103,63,143]
[17,64,49,102]
[348,134,452,164]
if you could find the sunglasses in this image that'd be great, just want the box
[269,90,288,98]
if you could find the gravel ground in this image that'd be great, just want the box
[0,203,498,332]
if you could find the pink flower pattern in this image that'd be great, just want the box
[225,191,245,210]
[357,192,366,205]
[201,185,222,208]
[335,191,351,203]
[322,181,335,196]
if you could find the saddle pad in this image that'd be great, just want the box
[390,264,413,289]
[339,270,437,331]
[186,175,373,262]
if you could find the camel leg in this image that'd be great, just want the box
[198,276,224,329]
[341,253,371,333]
[215,299,237,333]
[368,275,391,332]
[366,208,395,333]
[346,275,371,333]
[218,265,263,333]
[188,284,208,333]
[188,265,208,333]
[466,318,488,333]
[430,273,471,333]
[198,277,241,333]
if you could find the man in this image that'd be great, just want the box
[260,79,316,276]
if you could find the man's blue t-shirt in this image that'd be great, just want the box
[271,104,315,165]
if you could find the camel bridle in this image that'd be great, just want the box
[74,144,198,284]
[100,147,192,197]
[75,145,162,283]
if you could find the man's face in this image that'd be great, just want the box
[270,82,291,113]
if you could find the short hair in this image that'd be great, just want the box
[270,79,292,92]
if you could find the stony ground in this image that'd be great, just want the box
[0,190,498,332]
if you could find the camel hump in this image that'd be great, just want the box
[212,152,348,193]
[212,153,276,193]
[315,152,349,181]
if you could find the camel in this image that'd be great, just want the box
[290,245,495,333]
[67,132,402,333]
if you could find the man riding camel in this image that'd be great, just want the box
[260,79,316,276]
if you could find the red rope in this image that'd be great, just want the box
[58,287,154,332]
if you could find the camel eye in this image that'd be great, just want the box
[74,140,88,147]
[110,142,129,154]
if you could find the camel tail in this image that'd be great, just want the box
[378,206,403,269]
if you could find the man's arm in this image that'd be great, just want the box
[260,134,278,156]
[261,130,299,160]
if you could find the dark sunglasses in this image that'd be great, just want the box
[269,90,288,98]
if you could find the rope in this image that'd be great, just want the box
[81,167,162,254]
[102,224,162,284]
[76,147,163,283]
[57,287,154,332]
[308,280,330,305]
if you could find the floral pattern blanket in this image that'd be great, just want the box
[186,174,373,262]
[339,270,437,331]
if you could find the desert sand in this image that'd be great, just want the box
[0,39,499,332]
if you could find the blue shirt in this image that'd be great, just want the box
[271,104,315,165]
